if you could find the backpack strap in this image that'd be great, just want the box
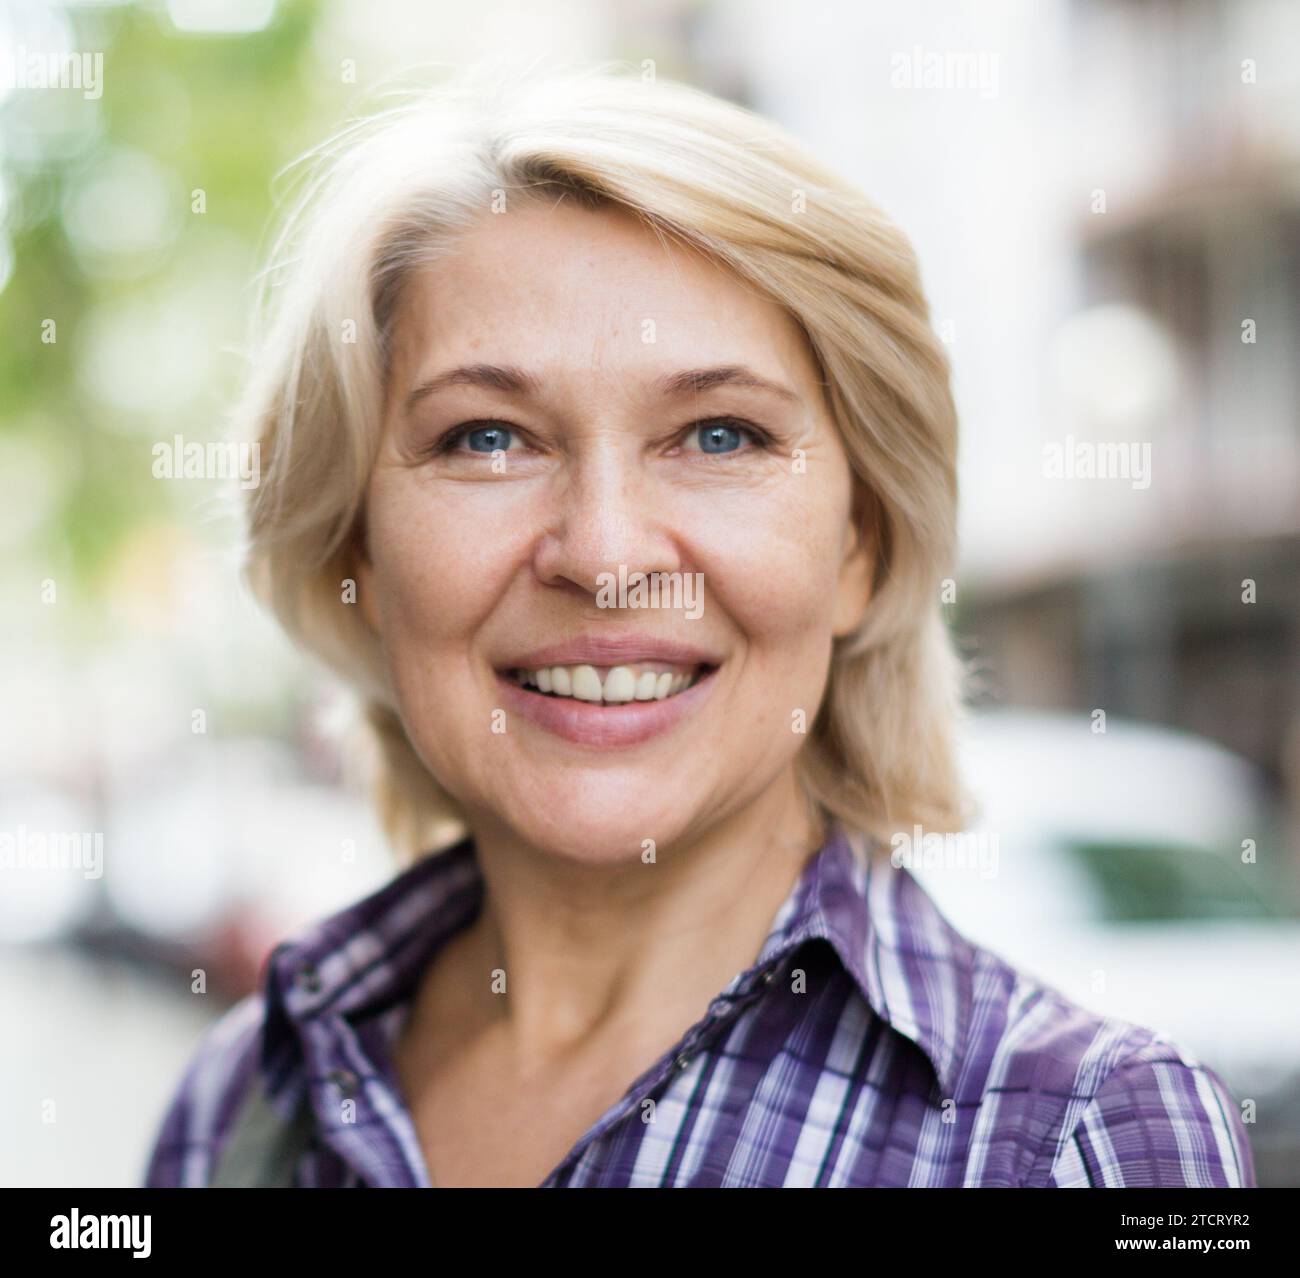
[210,1072,316,1188]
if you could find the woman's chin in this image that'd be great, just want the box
[499,804,706,868]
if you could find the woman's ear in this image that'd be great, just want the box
[831,489,877,639]
[352,518,382,636]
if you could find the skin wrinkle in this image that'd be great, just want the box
[353,199,876,1184]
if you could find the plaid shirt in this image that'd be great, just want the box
[143,823,1255,1187]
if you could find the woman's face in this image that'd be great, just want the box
[359,200,872,862]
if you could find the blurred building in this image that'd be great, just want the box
[959,0,1300,868]
[692,0,1300,860]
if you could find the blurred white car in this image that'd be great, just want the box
[907,709,1300,1188]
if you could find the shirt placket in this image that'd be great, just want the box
[288,959,432,1189]
[539,954,789,1187]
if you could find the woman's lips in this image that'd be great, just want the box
[495,664,719,747]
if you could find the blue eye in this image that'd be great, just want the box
[432,421,517,456]
[463,424,513,452]
[690,419,754,454]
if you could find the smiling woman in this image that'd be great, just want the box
[142,60,1254,1189]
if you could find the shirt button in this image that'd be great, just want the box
[674,1052,692,1072]
[296,963,322,994]
[762,967,778,985]
[328,1068,359,1098]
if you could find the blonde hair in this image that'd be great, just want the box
[240,58,972,865]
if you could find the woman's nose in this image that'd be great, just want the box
[531,445,684,599]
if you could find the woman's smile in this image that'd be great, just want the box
[491,632,722,746]
[506,662,708,703]
[495,664,721,747]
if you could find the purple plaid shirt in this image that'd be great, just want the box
[143,823,1255,1187]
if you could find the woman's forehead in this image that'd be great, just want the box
[384,207,817,396]
[415,202,778,311]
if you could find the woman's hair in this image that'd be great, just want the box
[239,57,973,865]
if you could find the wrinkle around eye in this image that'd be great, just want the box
[396,412,803,471]
[415,418,538,461]
[669,415,790,462]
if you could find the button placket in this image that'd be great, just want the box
[564,955,794,1168]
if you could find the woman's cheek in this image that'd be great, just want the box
[689,495,846,642]
[374,480,522,638]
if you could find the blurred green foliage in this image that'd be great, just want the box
[0,0,331,591]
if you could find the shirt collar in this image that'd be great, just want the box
[754,821,972,1098]
[259,819,970,1099]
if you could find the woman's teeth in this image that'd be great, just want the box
[509,663,705,703]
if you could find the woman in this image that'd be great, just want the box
[143,62,1253,1188]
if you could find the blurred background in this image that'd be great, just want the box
[2,0,1298,1187]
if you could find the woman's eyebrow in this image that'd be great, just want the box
[653,365,802,404]
[405,363,541,413]
[404,361,801,415]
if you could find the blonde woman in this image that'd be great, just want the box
[143,62,1253,1189]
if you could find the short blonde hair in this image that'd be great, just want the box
[240,58,972,865]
